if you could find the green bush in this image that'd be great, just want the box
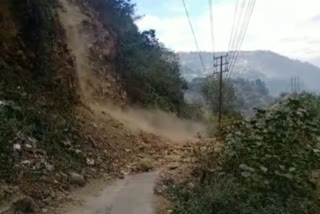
[0,89,84,182]
[169,94,320,214]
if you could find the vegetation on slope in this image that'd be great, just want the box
[186,77,271,116]
[0,0,82,184]
[168,94,320,214]
[0,0,189,209]
[179,51,320,95]
[84,0,187,113]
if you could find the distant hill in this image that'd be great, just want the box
[178,51,320,95]
[311,57,320,68]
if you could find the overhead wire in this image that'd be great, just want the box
[182,0,206,73]
[227,0,240,60]
[208,0,215,71]
[228,0,250,71]
[227,0,256,79]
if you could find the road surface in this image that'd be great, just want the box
[61,172,158,214]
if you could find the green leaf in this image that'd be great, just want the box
[241,172,251,177]
[260,166,268,173]
[284,173,293,179]
[289,167,296,172]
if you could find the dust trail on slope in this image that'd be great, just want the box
[91,103,205,141]
[59,0,206,141]
[59,0,98,102]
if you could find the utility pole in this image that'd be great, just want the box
[213,54,229,128]
[291,77,301,95]
[291,77,296,94]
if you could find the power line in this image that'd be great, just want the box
[229,0,255,74]
[228,0,250,69]
[227,0,256,79]
[208,0,215,71]
[182,0,206,73]
[228,0,240,51]
[229,0,254,70]
[227,0,240,72]
[228,0,248,66]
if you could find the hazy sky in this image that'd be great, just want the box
[135,0,320,62]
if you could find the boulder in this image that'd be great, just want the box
[69,172,85,186]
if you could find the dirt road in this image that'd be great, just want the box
[60,172,158,214]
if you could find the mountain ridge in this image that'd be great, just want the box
[178,51,320,95]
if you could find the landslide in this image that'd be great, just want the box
[0,1,162,213]
[0,0,204,213]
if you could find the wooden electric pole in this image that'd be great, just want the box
[213,54,229,128]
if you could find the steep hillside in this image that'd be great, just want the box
[59,0,127,105]
[0,0,201,212]
[179,51,320,95]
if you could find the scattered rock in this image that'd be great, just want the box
[9,197,36,213]
[187,182,195,189]
[69,172,85,186]
[167,163,179,170]
[86,158,95,166]
[45,163,54,172]
[62,140,72,147]
[25,143,33,149]
[91,122,98,128]
[75,149,82,154]
[166,155,180,162]
[118,172,125,179]
[13,144,21,151]
[136,158,154,172]
[21,160,32,165]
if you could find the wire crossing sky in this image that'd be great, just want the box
[182,0,206,73]
[227,0,256,78]
[136,0,320,63]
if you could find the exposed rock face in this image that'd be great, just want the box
[59,0,127,105]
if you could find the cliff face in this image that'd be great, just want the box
[59,0,127,105]
[0,0,128,107]
[0,0,76,110]
[0,0,147,210]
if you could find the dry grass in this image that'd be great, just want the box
[154,195,172,214]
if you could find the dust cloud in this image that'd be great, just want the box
[59,0,100,101]
[59,0,206,142]
[91,102,206,141]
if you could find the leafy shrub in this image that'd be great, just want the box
[169,94,320,214]
[202,78,239,116]
[0,89,84,182]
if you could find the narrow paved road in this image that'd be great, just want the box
[61,172,158,214]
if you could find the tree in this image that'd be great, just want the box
[85,0,188,113]
[255,79,269,96]
[202,78,242,116]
